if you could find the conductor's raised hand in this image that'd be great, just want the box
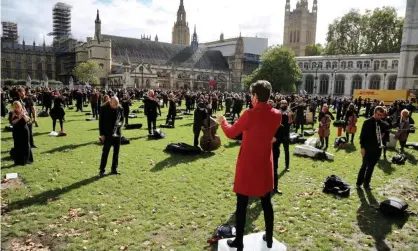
[216,115,226,124]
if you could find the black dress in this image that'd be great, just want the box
[12,115,33,166]
[50,97,65,120]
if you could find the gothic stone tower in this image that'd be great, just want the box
[397,0,418,90]
[283,0,317,56]
[232,34,244,90]
[172,0,190,45]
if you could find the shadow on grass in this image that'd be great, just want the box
[151,151,215,172]
[378,159,396,175]
[223,141,241,149]
[4,176,100,213]
[179,122,193,127]
[41,141,96,154]
[403,151,417,165]
[356,189,409,251]
[2,132,50,141]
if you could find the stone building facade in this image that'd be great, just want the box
[297,54,400,97]
[172,0,190,46]
[283,0,317,56]
[75,10,245,91]
[1,40,56,81]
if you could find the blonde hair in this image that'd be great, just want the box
[401,109,409,117]
[13,101,22,109]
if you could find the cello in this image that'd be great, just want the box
[200,115,221,152]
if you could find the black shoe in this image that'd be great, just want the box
[110,171,121,175]
[227,239,243,251]
[262,234,273,248]
[364,186,373,191]
[98,172,105,178]
[31,145,37,148]
[285,167,290,172]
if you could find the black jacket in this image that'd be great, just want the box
[193,108,208,134]
[360,117,384,150]
[143,97,161,118]
[275,108,290,140]
[99,103,124,137]
[168,100,176,115]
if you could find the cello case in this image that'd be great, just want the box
[200,116,221,152]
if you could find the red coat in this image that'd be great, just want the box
[221,102,282,196]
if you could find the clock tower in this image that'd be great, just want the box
[283,0,317,56]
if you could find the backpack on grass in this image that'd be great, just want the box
[323,175,350,197]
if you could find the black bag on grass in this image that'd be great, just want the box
[323,175,350,197]
[166,143,201,154]
[207,224,236,244]
[379,197,408,217]
[121,136,130,145]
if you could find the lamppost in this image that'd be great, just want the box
[365,63,369,89]
[314,64,320,94]
[331,70,336,98]
[383,72,387,89]
[229,66,232,92]
[139,65,144,89]
[134,65,138,89]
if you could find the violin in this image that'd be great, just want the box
[200,115,221,152]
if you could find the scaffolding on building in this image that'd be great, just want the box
[1,21,18,42]
[48,2,72,49]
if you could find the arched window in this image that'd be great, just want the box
[326,62,331,69]
[318,62,323,69]
[369,75,381,90]
[352,75,362,94]
[341,61,347,69]
[312,62,317,69]
[357,61,362,69]
[348,61,353,69]
[290,31,293,43]
[391,60,398,69]
[381,60,388,70]
[304,62,309,69]
[388,75,397,90]
[414,56,418,75]
[335,75,345,95]
[374,60,380,70]
[305,75,314,94]
[146,79,151,88]
[364,61,370,69]
[319,75,329,95]
[298,62,303,69]
[332,61,337,69]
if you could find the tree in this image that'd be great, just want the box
[244,46,302,92]
[73,60,101,86]
[305,44,323,56]
[324,7,403,55]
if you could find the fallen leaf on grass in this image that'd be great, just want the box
[279,227,287,233]
[120,245,128,250]
[47,197,58,202]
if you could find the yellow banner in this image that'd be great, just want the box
[353,89,410,104]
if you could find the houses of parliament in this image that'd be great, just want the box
[1,0,417,94]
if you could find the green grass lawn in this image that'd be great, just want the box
[1,102,418,251]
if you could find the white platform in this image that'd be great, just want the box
[218,232,287,251]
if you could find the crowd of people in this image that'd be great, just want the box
[1,83,416,250]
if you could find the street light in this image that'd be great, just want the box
[229,66,232,92]
[331,70,336,98]
[384,72,387,89]
[134,65,138,88]
[314,64,320,94]
[139,65,144,89]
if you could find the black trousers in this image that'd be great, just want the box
[234,192,273,244]
[356,148,382,188]
[295,118,304,133]
[99,136,121,173]
[166,111,176,126]
[28,123,34,147]
[147,116,157,134]
[273,138,290,189]
[193,131,200,147]
[91,103,98,119]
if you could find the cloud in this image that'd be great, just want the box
[1,0,407,47]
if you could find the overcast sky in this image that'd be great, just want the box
[1,0,407,47]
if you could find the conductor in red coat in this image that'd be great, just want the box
[216,80,282,250]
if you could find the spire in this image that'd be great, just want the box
[155,34,158,42]
[123,48,130,65]
[180,0,184,7]
[23,38,25,49]
[177,0,186,23]
[191,24,198,51]
[285,0,290,12]
[313,0,318,13]
[220,32,224,41]
[33,40,36,49]
[95,9,101,23]
[43,36,46,51]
